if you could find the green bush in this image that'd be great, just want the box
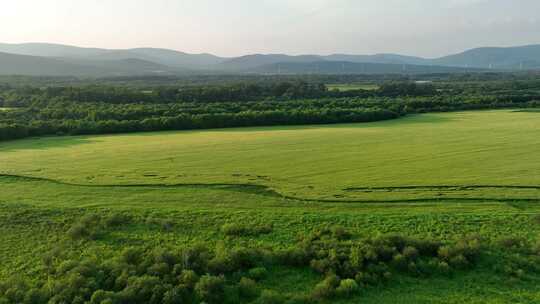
[247,267,268,280]
[238,277,259,299]
[194,275,226,304]
[67,223,95,240]
[402,246,419,260]
[310,274,340,301]
[179,270,199,289]
[336,279,359,297]
[257,289,286,304]
[104,213,131,227]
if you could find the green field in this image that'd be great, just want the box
[1,110,539,303]
[326,83,380,91]
[2,110,539,202]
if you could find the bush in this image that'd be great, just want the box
[247,267,268,281]
[162,286,191,304]
[499,237,526,250]
[533,214,540,225]
[336,279,359,297]
[402,246,419,260]
[257,289,286,304]
[104,213,131,227]
[67,214,103,240]
[195,275,226,304]
[179,270,199,289]
[331,226,351,240]
[67,223,96,240]
[276,247,311,267]
[145,216,175,232]
[238,277,259,299]
[437,236,481,269]
[284,295,313,304]
[311,275,339,301]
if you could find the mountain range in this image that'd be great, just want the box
[1,42,539,77]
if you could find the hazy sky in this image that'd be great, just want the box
[1,0,539,57]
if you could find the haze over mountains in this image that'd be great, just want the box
[0,42,539,77]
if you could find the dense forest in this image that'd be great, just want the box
[1,75,539,142]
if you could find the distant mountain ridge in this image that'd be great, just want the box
[0,52,176,77]
[0,42,539,76]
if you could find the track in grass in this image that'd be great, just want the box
[2,173,539,204]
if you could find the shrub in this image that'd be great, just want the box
[499,237,526,250]
[310,258,333,274]
[311,274,339,300]
[238,277,259,299]
[284,294,313,304]
[335,279,359,297]
[331,226,351,240]
[402,246,419,260]
[120,247,143,265]
[194,275,226,304]
[533,214,540,225]
[437,236,481,270]
[162,285,191,304]
[179,270,199,289]
[392,254,407,270]
[276,247,311,267]
[146,217,175,232]
[258,289,286,304]
[104,213,131,227]
[67,214,103,240]
[90,290,117,304]
[67,223,96,240]
[247,267,268,281]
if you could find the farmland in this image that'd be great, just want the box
[1,109,539,303]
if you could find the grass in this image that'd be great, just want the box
[1,110,539,202]
[0,109,539,303]
[327,83,380,91]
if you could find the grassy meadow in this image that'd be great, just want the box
[1,110,539,202]
[1,109,539,303]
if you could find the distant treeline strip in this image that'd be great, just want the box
[0,108,399,141]
[0,80,539,142]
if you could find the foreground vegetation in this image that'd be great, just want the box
[2,215,538,304]
[0,108,539,302]
[1,74,539,303]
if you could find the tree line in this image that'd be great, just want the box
[0,79,539,142]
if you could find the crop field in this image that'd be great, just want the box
[326,83,380,91]
[1,109,539,303]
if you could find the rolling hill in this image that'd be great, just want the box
[0,42,539,76]
[0,52,177,77]
[250,60,481,74]
[0,43,226,70]
[432,44,540,69]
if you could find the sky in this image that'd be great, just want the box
[1,0,539,58]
